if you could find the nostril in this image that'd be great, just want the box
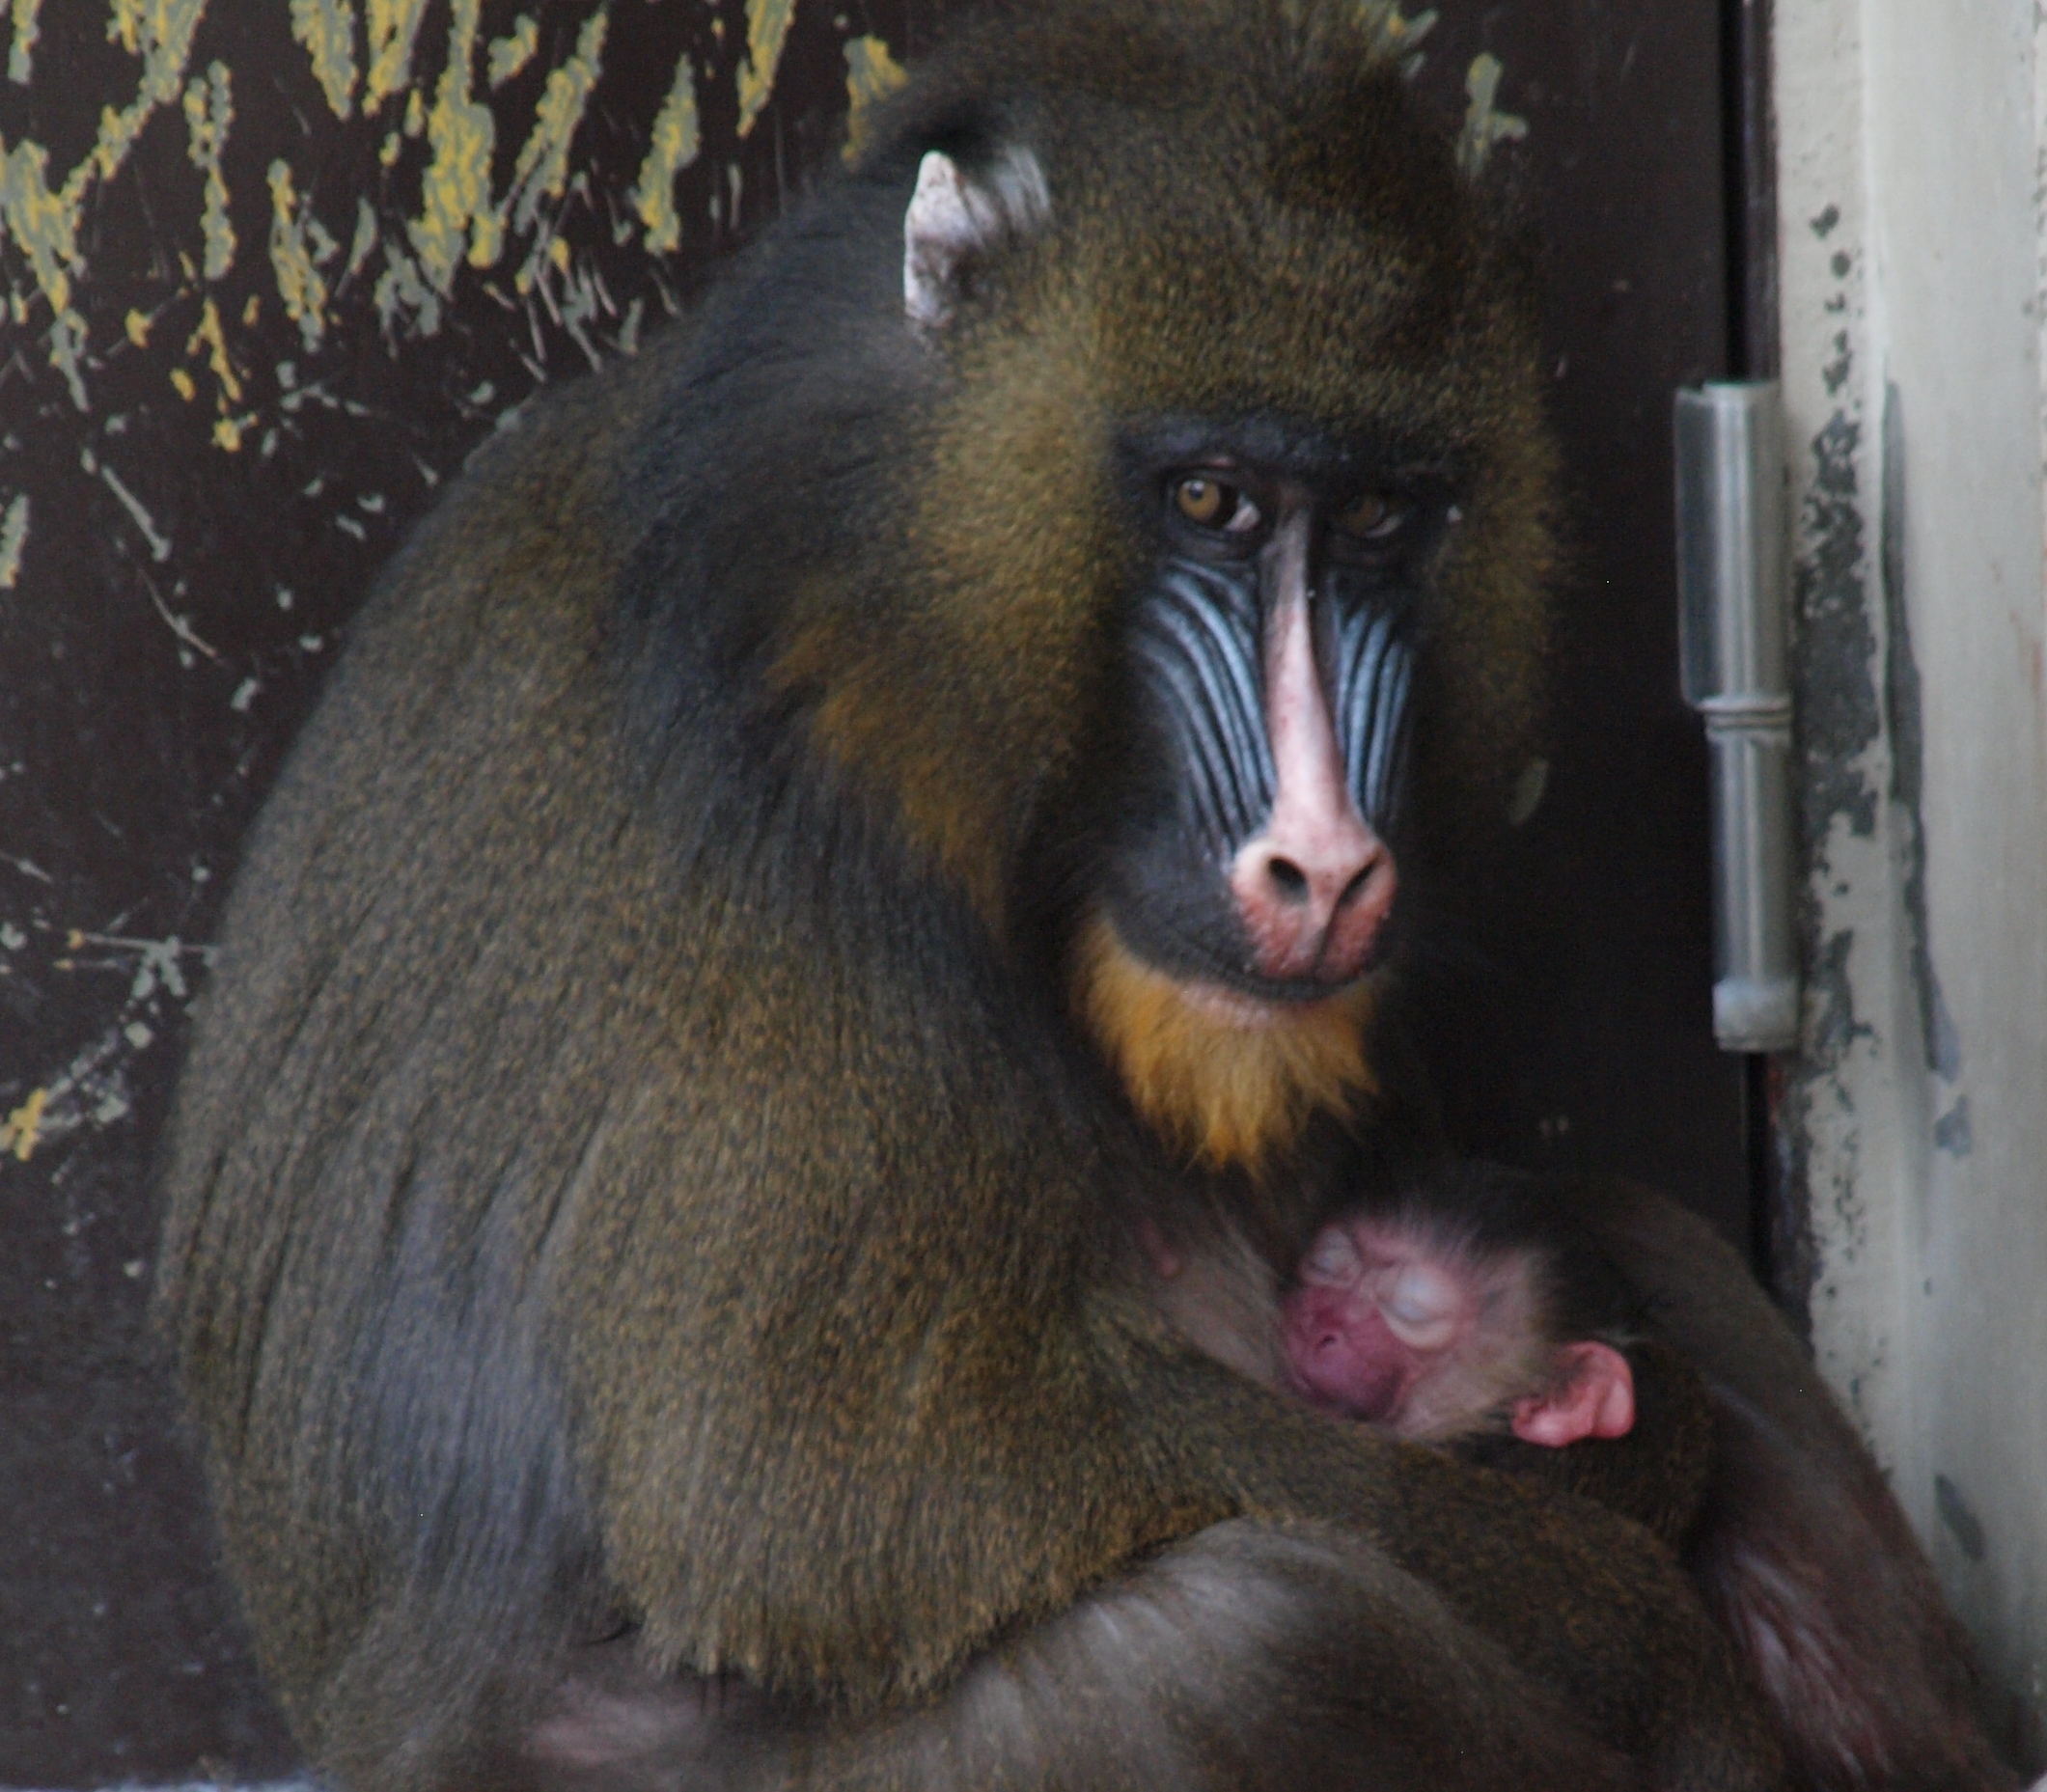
[1335,863,1373,910]
[1268,856,1310,901]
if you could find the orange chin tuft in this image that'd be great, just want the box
[1071,912,1377,1172]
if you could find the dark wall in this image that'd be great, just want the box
[0,3,1731,1781]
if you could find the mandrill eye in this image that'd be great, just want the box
[1336,491,1408,540]
[1172,476,1261,535]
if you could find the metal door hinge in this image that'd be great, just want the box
[1675,381,1799,1053]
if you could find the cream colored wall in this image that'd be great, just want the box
[1778,0,2047,1743]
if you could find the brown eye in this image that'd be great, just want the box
[1338,492,1406,539]
[1173,476,1259,534]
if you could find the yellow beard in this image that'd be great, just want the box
[1071,913,1377,1172]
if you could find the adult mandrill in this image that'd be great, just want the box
[158,4,2006,1790]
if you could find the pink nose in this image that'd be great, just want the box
[1235,521,1399,988]
[1282,1284,1405,1421]
[1230,814,1396,986]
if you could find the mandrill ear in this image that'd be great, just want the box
[903,146,1051,330]
[1509,1340,1637,1448]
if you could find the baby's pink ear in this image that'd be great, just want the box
[1508,1341,1636,1447]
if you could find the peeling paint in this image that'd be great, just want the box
[1879,381,1962,1082]
[182,59,235,280]
[843,36,906,166]
[0,488,26,588]
[268,158,339,349]
[488,14,538,89]
[634,52,701,252]
[1779,356,1883,1326]
[735,0,796,140]
[1797,407,1881,839]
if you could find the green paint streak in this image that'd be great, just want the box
[373,242,438,340]
[633,50,700,253]
[735,0,795,140]
[0,139,78,317]
[268,158,340,348]
[290,0,358,119]
[1457,52,1528,177]
[182,59,235,279]
[345,194,378,280]
[502,8,605,241]
[364,0,429,115]
[487,14,538,89]
[407,0,493,290]
[8,0,41,84]
[0,492,28,588]
[842,35,904,166]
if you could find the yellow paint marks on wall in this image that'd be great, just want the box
[0,0,203,405]
[124,307,152,345]
[290,0,358,120]
[842,35,905,165]
[169,366,196,400]
[0,492,29,589]
[8,0,41,84]
[1457,53,1527,178]
[0,139,89,406]
[487,13,538,89]
[2,1087,47,1162]
[108,0,144,53]
[0,140,78,319]
[182,59,235,279]
[1356,1,1438,65]
[364,0,429,115]
[96,0,207,181]
[186,294,242,402]
[409,0,495,289]
[212,412,252,451]
[267,158,339,347]
[632,50,700,254]
[735,0,796,140]
[501,8,604,244]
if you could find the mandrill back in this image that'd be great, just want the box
[157,6,1783,1789]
